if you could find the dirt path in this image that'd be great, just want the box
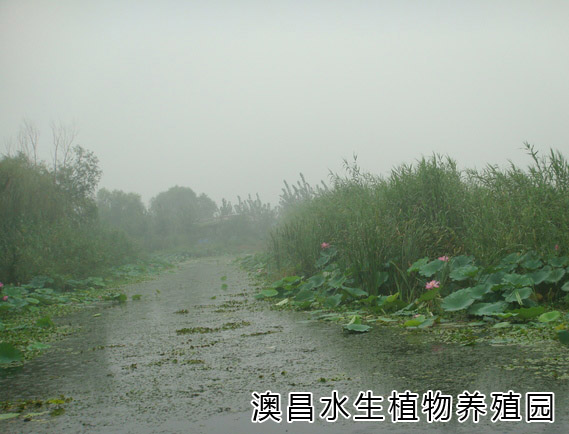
[1,256,567,433]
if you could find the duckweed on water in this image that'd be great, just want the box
[175,321,251,335]
[0,395,72,422]
[176,327,214,335]
[174,309,189,314]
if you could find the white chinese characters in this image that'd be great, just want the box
[251,389,555,424]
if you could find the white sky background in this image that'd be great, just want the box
[1,0,568,205]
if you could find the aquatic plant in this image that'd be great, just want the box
[269,145,569,302]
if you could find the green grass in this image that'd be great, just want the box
[270,144,569,302]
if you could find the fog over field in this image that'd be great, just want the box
[1,0,568,204]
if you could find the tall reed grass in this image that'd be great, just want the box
[270,144,569,301]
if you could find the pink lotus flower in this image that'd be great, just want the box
[0,282,3,288]
[438,256,449,262]
[2,295,7,302]
[555,244,560,251]
[425,280,440,290]
[321,242,330,249]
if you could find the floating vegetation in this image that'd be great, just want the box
[241,330,280,337]
[176,327,214,335]
[221,321,251,330]
[175,321,251,335]
[343,315,371,333]
[0,395,72,421]
[174,309,189,314]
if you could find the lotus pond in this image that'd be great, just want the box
[245,246,569,352]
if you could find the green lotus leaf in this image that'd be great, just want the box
[404,318,424,327]
[342,287,368,299]
[502,273,533,287]
[468,283,493,299]
[328,273,347,289]
[450,265,479,281]
[545,268,565,284]
[375,316,397,322]
[538,311,561,323]
[270,278,288,289]
[483,271,506,286]
[419,260,445,277]
[450,255,475,268]
[493,322,512,329]
[3,287,27,297]
[347,315,362,325]
[418,317,436,328]
[294,289,315,302]
[324,294,343,308]
[468,301,509,316]
[548,256,569,268]
[307,274,326,288]
[408,257,429,273]
[442,288,476,312]
[529,268,551,285]
[386,292,399,303]
[521,258,542,270]
[509,306,545,320]
[0,343,23,364]
[260,289,279,298]
[504,287,533,304]
[343,323,371,333]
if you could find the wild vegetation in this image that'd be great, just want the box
[0,121,276,364]
[2,124,568,364]
[253,145,569,344]
[0,122,276,282]
[269,145,568,300]
[0,149,138,284]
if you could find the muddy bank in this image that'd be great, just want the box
[0,256,567,433]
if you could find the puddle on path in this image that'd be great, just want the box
[1,256,567,433]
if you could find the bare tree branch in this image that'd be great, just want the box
[17,119,40,164]
[51,120,78,176]
[2,136,16,158]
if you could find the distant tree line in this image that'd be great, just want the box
[96,187,277,252]
[1,121,276,284]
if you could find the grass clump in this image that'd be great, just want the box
[269,144,569,302]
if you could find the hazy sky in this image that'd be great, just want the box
[1,0,568,205]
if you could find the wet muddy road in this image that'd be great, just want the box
[1,257,568,433]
